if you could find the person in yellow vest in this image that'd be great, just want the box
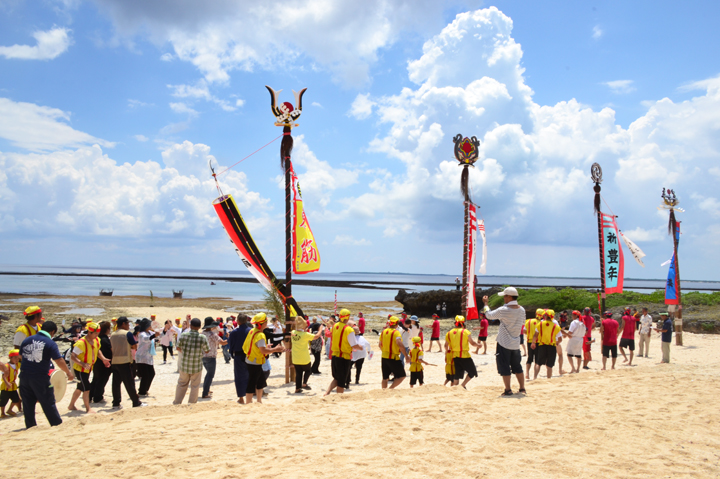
[524,309,543,380]
[443,350,455,386]
[13,306,44,349]
[531,310,560,379]
[324,308,362,396]
[111,317,118,332]
[243,313,285,404]
[379,316,409,389]
[444,315,482,388]
[409,336,433,388]
[0,349,22,417]
[68,322,110,414]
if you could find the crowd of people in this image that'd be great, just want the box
[0,288,677,428]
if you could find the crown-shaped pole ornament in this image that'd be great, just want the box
[266,86,307,128]
[453,134,480,167]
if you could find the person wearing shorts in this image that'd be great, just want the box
[445,316,481,388]
[618,308,639,366]
[242,313,285,404]
[524,310,542,380]
[600,311,620,370]
[379,316,408,389]
[427,314,442,352]
[531,311,560,379]
[473,313,489,355]
[325,308,361,396]
[444,351,458,386]
[409,337,430,387]
[68,322,109,414]
[564,311,586,373]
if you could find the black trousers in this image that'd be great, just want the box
[347,358,365,384]
[19,373,62,428]
[111,363,141,407]
[90,363,112,402]
[136,363,155,395]
[294,363,311,391]
[162,344,174,361]
[311,350,321,373]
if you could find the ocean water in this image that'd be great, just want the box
[0,264,717,302]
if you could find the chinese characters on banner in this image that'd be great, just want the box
[601,213,624,294]
[291,167,321,274]
[665,222,681,305]
[465,204,479,320]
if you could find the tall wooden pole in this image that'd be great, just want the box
[672,212,683,346]
[284,129,293,384]
[591,163,606,313]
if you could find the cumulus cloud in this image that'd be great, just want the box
[91,0,478,87]
[342,6,720,276]
[169,102,198,117]
[349,94,375,119]
[592,25,603,39]
[168,80,238,112]
[0,141,269,238]
[604,80,635,94]
[0,27,72,60]
[134,134,149,142]
[333,235,372,246]
[0,97,114,151]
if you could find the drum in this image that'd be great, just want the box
[48,369,67,403]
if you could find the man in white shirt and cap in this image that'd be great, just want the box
[483,287,526,396]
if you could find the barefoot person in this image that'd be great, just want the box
[379,316,409,389]
[444,316,482,389]
[409,337,432,388]
[564,311,586,374]
[531,311,560,380]
[68,322,110,414]
[243,313,285,404]
[473,313,489,355]
[427,314,442,352]
[619,308,639,366]
[524,309,542,380]
[483,287,526,395]
[548,310,566,375]
[600,311,620,370]
[581,307,595,370]
[325,309,362,396]
[0,350,22,418]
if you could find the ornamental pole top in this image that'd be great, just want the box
[453,134,480,166]
[590,162,603,184]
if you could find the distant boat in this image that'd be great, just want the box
[99,289,114,296]
[173,289,184,299]
[210,282,216,285]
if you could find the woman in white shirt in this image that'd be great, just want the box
[349,326,372,386]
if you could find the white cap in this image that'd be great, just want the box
[497,286,519,297]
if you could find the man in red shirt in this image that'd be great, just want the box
[357,312,366,335]
[618,308,639,366]
[600,311,620,370]
[581,307,595,370]
[427,315,441,352]
[473,313,489,354]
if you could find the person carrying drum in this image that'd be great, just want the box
[19,321,74,428]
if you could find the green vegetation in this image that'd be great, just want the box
[486,287,720,312]
[263,287,285,321]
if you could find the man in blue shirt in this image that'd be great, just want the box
[228,314,252,403]
[19,320,74,428]
[658,312,673,363]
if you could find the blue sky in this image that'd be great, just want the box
[1,0,719,281]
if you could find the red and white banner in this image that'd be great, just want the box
[478,219,487,275]
[466,203,478,320]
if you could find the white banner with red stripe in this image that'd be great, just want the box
[466,203,478,320]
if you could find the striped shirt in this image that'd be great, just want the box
[177,330,210,374]
[485,301,526,350]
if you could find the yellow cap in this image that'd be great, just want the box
[455,315,466,323]
[251,312,268,324]
[338,308,351,319]
[24,305,42,316]
[412,336,421,344]
[388,316,399,325]
[8,349,20,358]
[536,308,545,318]
[86,322,100,332]
[545,309,555,319]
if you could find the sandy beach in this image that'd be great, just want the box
[1,297,719,477]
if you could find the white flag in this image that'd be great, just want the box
[478,219,487,274]
[620,231,646,268]
[661,258,672,267]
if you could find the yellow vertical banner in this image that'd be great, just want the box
[292,168,321,274]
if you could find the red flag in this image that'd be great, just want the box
[465,204,478,320]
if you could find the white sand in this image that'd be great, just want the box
[1,305,719,478]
